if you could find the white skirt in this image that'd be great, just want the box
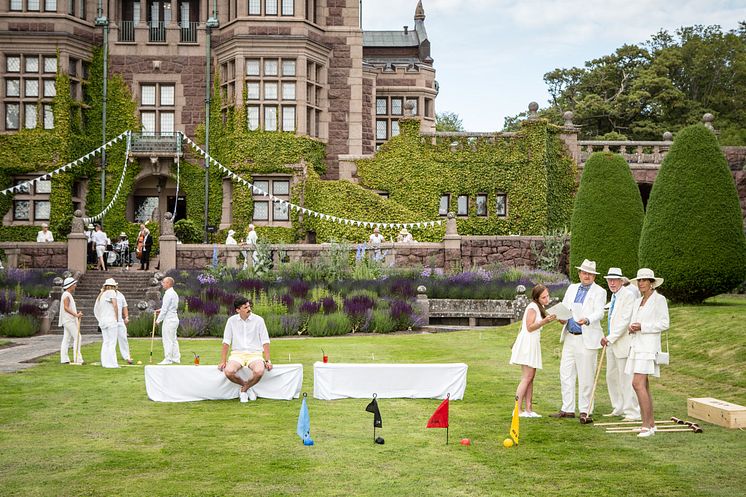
[509,330,542,369]
[624,349,659,377]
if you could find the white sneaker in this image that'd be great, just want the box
[158,359,172,365]
[248,388,257,401]
[637,427,655,438]
[519,411,531,418]
[529,411,542,418]
[239,391,249,403]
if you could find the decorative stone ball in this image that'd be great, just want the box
[62,270,72,278]
[149,278,160,287]
[73,209,83,217]
[447,211,455,219]
[153,272,165,281]
[404,100,415,111]
[137,300,149,311]
[516,284,527,294]
[37,300,49,311]
[53,277,64,287]
[663,131,673,141]
[164,212,173,220]
[528,101,539,113]
[417,285,427,294]
[703,113,714,123]
[563,111,574,124]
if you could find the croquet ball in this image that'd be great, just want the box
[503,438,514,448]
[137,360,142,365]
[460,438,471,446]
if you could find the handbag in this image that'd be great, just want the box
[656,329,670,365]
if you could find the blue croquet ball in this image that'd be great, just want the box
[303,437,315,446]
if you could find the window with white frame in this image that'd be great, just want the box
[139,83,176,136]
[245,57,296,132]
[251,177,291,224]
[3,54,58,131]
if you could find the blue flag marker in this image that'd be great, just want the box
[297,393,314,446]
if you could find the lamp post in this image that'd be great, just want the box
[95,3,109,227]
[204,7,219,243]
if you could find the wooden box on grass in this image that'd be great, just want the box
[687,397,746,428]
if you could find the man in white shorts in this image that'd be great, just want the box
[91,224,109,271]
[218,296,273,402]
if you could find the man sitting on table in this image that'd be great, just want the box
[218,296,273,403]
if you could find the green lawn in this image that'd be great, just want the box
[1,296,745,497]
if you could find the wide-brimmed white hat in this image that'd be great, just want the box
[603,267,627,280]
[575,259,599,275]
[87,223,94,230]
[629,268,664,289]
[103,278,118,287]
[62,277,77,289]
[399,227,409,235]
[119,232,128,238]
[228,229,235,236]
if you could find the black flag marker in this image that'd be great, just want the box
[365,393,384,444]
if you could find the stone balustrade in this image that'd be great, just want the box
[0,242,67,269]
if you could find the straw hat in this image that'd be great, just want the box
[629,268,664,289]
[103,277,118,287]
[62,277,77,290]
[575,259,599,275]
[87,223,94,230]
[228,229,236,236]
[603,267,626,280]
[119,232,128,238]
[399,227,409,235]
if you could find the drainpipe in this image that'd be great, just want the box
[204,3,219,243]
[95,3,108,226]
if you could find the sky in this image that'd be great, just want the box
[362,0,746,131]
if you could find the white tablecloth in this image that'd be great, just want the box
[144,364,303,402]
[313,362,468,400]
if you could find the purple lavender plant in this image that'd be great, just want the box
[288,280,310,298]
[202,301,220,316]
[18,298,44,318]
[389,300,413,323]
[280,294,295,310]
[298,301,321,315]
[281,313,303,335]
[184,296,204,313]
[321,296,337,314]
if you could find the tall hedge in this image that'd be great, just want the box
[639,125,746,303]
[569,152,645,284]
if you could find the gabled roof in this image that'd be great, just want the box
[363,30,420,48]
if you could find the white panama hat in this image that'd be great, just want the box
[629,268,664,289]
[62,277,77,289]
[103,277,118,287]
[575,259,599,275]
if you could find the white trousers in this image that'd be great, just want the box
[559,334,598,414]
[161,319,181,363]
[117,322,132,361]
[100,323,119,368]
[60,321,82,364]
[606,347,640,418]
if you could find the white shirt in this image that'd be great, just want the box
[37,230,54,242]
[92,230,108,247]
[115,291,128,323]
[58,290,77,327]
[94,289,118,327]
[369,233,384,244]
[246,230,258,245]
[157,287,179,323]
[222,313,270,353]
[225,235,237,245]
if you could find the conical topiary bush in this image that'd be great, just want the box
[569,152,645,284]
[639,124,746,303]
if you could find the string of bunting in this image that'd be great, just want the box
[0,130,130,196]
[179,133,444,231]
[83,131,132,224]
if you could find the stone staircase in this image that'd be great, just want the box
[72,270,159,334]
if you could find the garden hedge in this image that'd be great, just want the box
[639,125,746,303]
[569,152,644,284]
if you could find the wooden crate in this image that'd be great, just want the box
[687,397,746,429]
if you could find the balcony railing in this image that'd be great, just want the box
[131,132,180,155]
[180,21,198,43]
[118,20,135,42]
[578,140,672,165]
[148,21,166,43]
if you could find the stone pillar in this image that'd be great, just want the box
[159,212,178,272]
[559,111,580,164]
[442,212,461,272]
[67,210,88,275]
[414,285,430,326]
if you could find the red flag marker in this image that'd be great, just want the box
[427,393,450,444]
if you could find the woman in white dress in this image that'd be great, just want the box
[94,278,120,368]
[625,268,669,438]
[510,284,556,418]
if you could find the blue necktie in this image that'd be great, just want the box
[607,293,617,334]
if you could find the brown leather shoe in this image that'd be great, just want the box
[549,411,576,418]
[579,412,593,424]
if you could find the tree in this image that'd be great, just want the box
[639,125,746,303]
[569,152,645,284]
[435,111,464,132]
[504,24,746,144]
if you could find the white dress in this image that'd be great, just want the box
[510,302,543,369]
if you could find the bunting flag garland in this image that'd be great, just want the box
[179,132,444,231]
[0,130,130,196]
[83,131,132,224]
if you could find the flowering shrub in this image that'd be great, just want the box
[280,294,294,310]
[197,273,216,285]
[202,301,220,316]
[289,280,310,298]
[389,300,413,329]
[321,296,337,314]
[298,301,321,315]
[18,298,44,318]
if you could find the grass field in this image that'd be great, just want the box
[1,296,744,497]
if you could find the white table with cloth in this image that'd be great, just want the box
[313,362,468,400]
[144,364,303,402]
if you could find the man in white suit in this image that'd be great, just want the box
[601,268,640,421]
[551,259,607,424]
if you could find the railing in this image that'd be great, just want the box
[420,131,518,149]
[148,21,166,43]
[130,132,179,154]
[578,140,672,165]
[118,20,135,42]
[180,21,198,43]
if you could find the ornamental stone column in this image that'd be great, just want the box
[443,211,461,272]
[67,210,88,274]
[159,212,178,272]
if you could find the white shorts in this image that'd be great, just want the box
[96,245,106,257]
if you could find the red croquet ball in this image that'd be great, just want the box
[460,438,471,446]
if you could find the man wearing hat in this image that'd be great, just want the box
[36,223,54,243]
[86,223,96,265]
[600,268,640,421]
[94,278,120,368]
[59,277,83,364]
[396,227,414,243]
[552,259,607,423]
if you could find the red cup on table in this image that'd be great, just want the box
[323,354,328,363]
